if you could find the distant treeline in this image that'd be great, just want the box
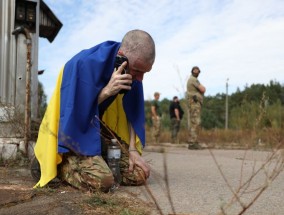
[145,80,284,130]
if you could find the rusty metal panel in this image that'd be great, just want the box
[0,0,39,121]
[0,0,62,138]
[0,0,17,106]
[1,0,61,125]
[15,34,27,111]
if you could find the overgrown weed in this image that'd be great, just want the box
[83,192,153,215]
[146,126,283,150]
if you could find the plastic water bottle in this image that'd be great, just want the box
[107,139,121,191]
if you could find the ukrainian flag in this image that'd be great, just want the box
[34,41,145,187]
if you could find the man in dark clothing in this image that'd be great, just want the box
[169,96,184,143]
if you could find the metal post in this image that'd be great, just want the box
[225,78,229,130]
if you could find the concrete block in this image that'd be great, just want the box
[0,138,35,160]
[19,140,35,158]
[0,143,17,160]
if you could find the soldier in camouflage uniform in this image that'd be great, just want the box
[36,30,155,192]
[186,66,206,149]
[59,134,148,192]
[151,92,162,144]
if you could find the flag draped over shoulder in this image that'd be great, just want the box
[102,91,144,154]
[34,68,64,187]
[34,41,146,187]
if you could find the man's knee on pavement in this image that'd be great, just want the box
[60,165,114,192]
[59,155,115,192]
[80,166,115,192]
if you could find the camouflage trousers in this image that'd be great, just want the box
[170,118,180,143]
[151,116,161,144]
[188,102,201,143]
[58,140,146,192]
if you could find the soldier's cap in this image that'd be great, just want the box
[191,66,201,73]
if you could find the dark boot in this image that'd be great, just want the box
[188,142,202,150]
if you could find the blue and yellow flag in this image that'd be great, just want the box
[34,41,145,187]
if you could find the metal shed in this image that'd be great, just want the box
[0,0,62,137]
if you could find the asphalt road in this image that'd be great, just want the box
[124,146,284,215]
[1,145,283,215]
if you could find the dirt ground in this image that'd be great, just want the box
[0,165,155,215]
[2,145,283,215]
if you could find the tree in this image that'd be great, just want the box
[37,82,47,119]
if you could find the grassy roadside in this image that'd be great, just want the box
[82,191,155,215]
[146,127,284,150]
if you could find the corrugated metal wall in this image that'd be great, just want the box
[0,0,17,106]
[0,0,39,121]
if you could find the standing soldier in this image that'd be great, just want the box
[186,66,206,149]
[169,96,184,144]
[151,92,161,144]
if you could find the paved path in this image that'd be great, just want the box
[1,146,283,215]
[124,146,284,215]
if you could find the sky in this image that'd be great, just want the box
[38,0,284,101]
